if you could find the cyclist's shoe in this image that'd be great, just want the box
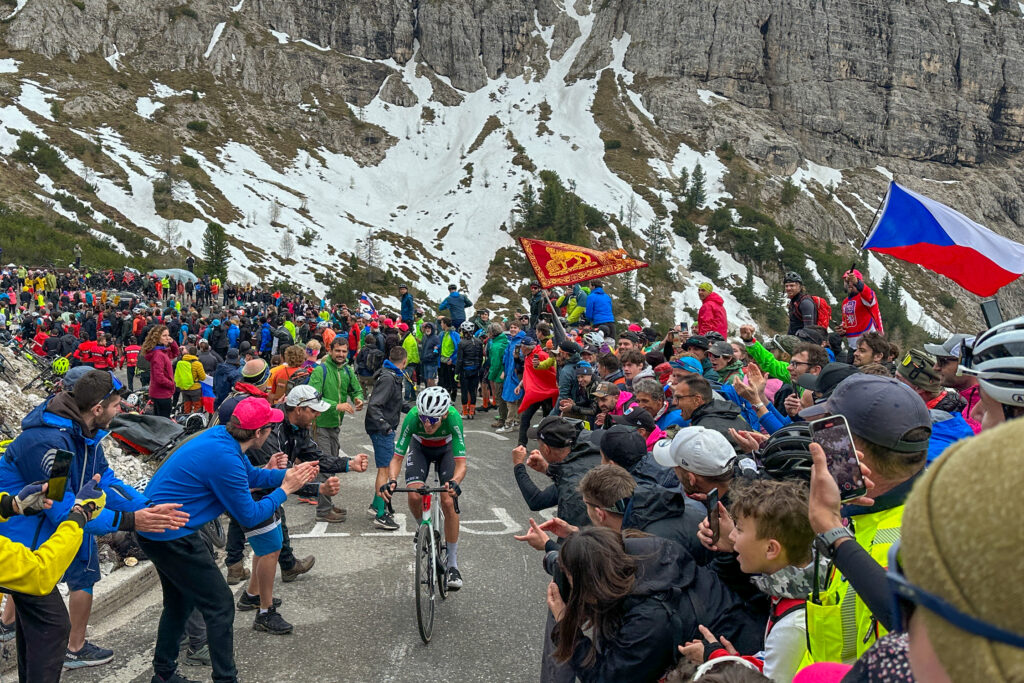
[374,512,400,531]
[236,590,282,612]
[63,641,114,668]
[281,555,315,583]
[0,619,14,642]
[183,644,211,666]
[315,508,345,523]
[226,561,250,585]
[253,606,293,635]
[446,567,463,591]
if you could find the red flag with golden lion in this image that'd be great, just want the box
[518,237,649,289]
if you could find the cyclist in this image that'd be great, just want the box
[381,386,467,590]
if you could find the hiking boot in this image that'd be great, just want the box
[253,606,293,635]
[332,505,347,516]
[374,512,400,531]
[183,644,211,666]
[315,508,346,523]
[236,590,282,612]
[490,418,504,429]
[226,562,250,585]
[281,555,315,583]
[0,620,14,643]
[63,641,114,669]
[446,567,464,590]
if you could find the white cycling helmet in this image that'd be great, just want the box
[584,331,604,347]
[417,386,452,418]
[460,320,476,333]
[960,315,1024,407]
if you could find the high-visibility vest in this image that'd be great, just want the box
[801,505,904,667]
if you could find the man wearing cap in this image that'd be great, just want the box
[557,361,598,422]
[668,356,704,387]
[680,335,720,382]
[439,284,472,329]
[237,386,359,632]
[584,279,615,338]
[615,330,641,354]
[708,339,744,384]
[800,374,930,666]
[515,332,559,447]
[511,417,601,529]
[139,397,320,683]
[839,268,883,349]
[528,282,545,329]
[925,333,981,433]
[0,370,190,673]
[696,282,728,338]
[550,340,586,411]
[653,426,738,500]
[895,349,974,462]
[592,381,640,427]
[398,285,414,326]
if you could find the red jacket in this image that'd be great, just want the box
[92,343,116,370]
[146,341,179,399]
[123,345,141,368]
[697,292,728,337]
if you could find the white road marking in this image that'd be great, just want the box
[364,512,415,537]
[291,521,351,538]
[464,429,510,441]
[459,507,522,535]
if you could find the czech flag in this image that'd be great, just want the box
[863,182,1024,297]
[200,377,215,414]
[358,292,376,314]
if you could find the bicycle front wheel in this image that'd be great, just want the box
[414,524,435,644]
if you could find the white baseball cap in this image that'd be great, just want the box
[652,426,736,476]
[285,384,331,412]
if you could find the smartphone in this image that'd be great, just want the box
[809,415,867,501]
[980,298,1003,329]
[706,487,720,545]
[46,449,74,501]
[680,323,690,336]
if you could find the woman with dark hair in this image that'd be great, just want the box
[142,325,179,418]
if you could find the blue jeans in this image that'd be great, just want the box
[369,430,396,469]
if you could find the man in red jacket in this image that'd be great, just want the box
[696,283,728,338]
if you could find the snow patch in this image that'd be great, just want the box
[0,59,19,74]
[653,143,730,209]
[105,45,122,72]
[230,0,245,10]
[791,160,843,196]
[608,33,633,85]
[268,29,289,44]
[16,81,56,121]
[697,89,727,105]
[873,165,893,181]
[204,22,226,60]
[135,97,164,119]
[297,38,330,52]
[5,0,30,19]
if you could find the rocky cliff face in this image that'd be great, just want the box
[1,0,1022,330]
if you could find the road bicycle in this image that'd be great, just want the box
[389,478,461,644]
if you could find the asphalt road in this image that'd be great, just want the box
[63,408,554,683]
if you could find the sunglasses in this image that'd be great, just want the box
[887,541,1024,648]
[101,371,124,402]
[295,389,323,407]
[419,414,441,426]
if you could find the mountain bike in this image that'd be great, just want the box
[388,478,461,644]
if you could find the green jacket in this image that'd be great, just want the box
[402,333,421,364]
[746,340,792,383]
[487,333,510,382]
[309,355,363,429]
[717,360,745,386]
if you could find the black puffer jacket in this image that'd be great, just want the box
[622,473,711,566]
[547,431,602,528]
[455,337,484,373]
[364,362,405,434]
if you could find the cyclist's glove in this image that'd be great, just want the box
[380,479,397,495]
[447,480,462,497]
[15,482,48,516]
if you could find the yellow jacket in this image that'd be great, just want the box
[0,493,85,596]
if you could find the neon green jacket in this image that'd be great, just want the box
[746,340,791,383]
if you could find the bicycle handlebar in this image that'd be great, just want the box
[387,486,461,515]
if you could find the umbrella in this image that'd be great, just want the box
[149,268,199,283]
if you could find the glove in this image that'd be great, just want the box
[447,480,462,497]
[379,479,397,496]
[15,482,48,516]
[74,478,106,519]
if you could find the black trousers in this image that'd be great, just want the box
[518,398,554,447]
[126,365,136,392]
[152,396,173,418]
[138,533,238,683]
[10,587,69,683]
[460,368,481,406]
[438,362,457,401]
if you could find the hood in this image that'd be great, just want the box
[703,291,724,306]
[182,354,199,361]
[625,481,689,531]
[22,393,106,442]
[231,381,268,398]
[382,359,404,376]
[624,535,694,597]
[631,367,655,382]
[693,399,743,420]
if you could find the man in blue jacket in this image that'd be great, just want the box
[0,370,189,674]
[226,316,240,349]
[583,279,615,338]
[139,398,322,683]
[438,284,472,328]
[399,284,415,325]
[499,324,528,432]
[259,317,273,361]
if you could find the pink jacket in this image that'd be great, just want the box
[960,384,982,434]
[612,391,640,416]
[645,425,667,452]
[145,341,180,399]
[697,292,728,337]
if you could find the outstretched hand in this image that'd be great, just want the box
[513,518,550,551]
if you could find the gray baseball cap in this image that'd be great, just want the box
[923,334,975,360]
[805,374,931,453]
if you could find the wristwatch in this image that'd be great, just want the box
[814,526,854,559]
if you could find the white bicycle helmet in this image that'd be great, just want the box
[584,331,604,347]
[417,386,452,418]
[960,315,1024,407]
[460,321,476,333]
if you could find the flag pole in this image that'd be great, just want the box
[861,181,893,249]
[542,290,568,346]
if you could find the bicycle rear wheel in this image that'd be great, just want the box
[414,524,435,644]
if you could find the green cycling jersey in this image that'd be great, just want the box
[395,406,467,459]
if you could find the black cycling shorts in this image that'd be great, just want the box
[405,440,455,485]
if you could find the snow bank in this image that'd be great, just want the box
[17,81,56,121]
[204,22,227,60]
[135,97,164,119]
[0,59,19,74]
[791,160,843,196]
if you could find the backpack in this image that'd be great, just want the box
[174,359,195,390]
[810,296,832,329]
[357,345,384,374]
[285,364,326,394]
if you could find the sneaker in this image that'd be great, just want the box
[281,555,315,583]
[236,590,282,612]
[183,644,211,666]
[373,512,400,531]
[64,641,114,669]
[315,508,346,523]
[253,606,293,635]
[226,561,250,585]
[0,620,14,643]
[446,566,464,591]
[366,503,378,517]
[496,424,515,433]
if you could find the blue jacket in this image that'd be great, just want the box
[0,397,148,563]
[420,332,440,365]
[141,426,287,541]
[400,292,415,322]
[259,322,273,352]
[227,323,240,348]
[655,408,687,431]
[501,330,526,402]
[927,410,974,464]
[213,361,242,409]
[439,291,472,324]
[584,287,614,324]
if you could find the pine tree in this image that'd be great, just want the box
[202,222,230,280]
[686,164,706,212]
[642,220,667,263]
[676,167,689,200]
